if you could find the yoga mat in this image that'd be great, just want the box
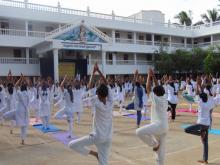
[33,124,61,133]
[177,109,197,113]
[125,114,150,121]
[181,124,220,135]
[29,118,42,126]
[50,131,78,145]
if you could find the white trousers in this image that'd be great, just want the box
[136,123,167,165]
[69,135,111,165]
[55,108,74,137]
[41,116,49,129]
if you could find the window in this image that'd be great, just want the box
[13,49,22,58]
[28,24,33,31]
[124,54,128,61]
[138,35,144,40]
[155,35,161,41]
[204,37,211,43]
[128,33,132,39]
[115,31,120,38]
[146,34,152,41]
[146,54,152,61]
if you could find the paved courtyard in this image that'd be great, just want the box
[0,97,220,165]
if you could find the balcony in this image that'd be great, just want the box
[1,0,220,32]
[0,57,40,76]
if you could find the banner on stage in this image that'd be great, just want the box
[62,42,101,51]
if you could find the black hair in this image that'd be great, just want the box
[169,82,177,95]
[7,83,14,95]
[67,85,73,103]
[153,85,165,97]
[135,81,141,88]
[0,86,2,92]
[199,92,208,103]
[205,84,213,97]
[96,84,108,98]
[20,83,27,92]
[118,83,122,92]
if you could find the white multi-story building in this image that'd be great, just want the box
[0,0,220,81]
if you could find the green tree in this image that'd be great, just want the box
[201,9,220,23]
[204,51,215,73]
[174,11,192,26]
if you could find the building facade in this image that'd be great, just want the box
[0,0,220,81]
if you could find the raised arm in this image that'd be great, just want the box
[96,64,107,85]
[88,64,96,89]
[151,69,158,86]
[60,75,67,92]
[146,69,152,95]
[15,73,23,90]
[196,76,202,95]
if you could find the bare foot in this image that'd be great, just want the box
[197,160,208,164]
[153,144,160,152]
[90,150,99,160]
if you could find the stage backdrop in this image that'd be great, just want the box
[40,57,87,80]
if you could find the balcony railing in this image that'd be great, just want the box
[0,58,40,64]
[0,28,47,38]
[2,0,220,30]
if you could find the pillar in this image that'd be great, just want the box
[152,34,155,45]
[134,53,137,65]
[26,48,29,64]
[184,38,187,48]
[169,36,172,49]
[57,1,61,13]
[53,49,59,82]
[133,32,137,44]
[24,0,28,8]
[25,20,28,37]
[113,53,116,65]
[87,6,90,16]
[211,35,213,45]
[101,51,106,74]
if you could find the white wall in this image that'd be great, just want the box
[0,64,40,76]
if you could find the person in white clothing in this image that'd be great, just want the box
[38,80,52,130]
[166,76,178,121]
[69,63,113,165]
[185,77,212,164]
[55,75,75,138]
[3,74,30,145]
[73,80,84,125]
[136,69,168,165]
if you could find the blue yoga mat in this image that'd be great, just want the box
[33,124,61,133]
[181,124,220,135]
[126,114,150,121]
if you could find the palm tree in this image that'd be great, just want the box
[174,11,192,26]
[201,9,220,23]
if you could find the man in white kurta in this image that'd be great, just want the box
[69,86,113,165]
[136,92,168,165]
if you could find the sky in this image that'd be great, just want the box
[23,0,219,23]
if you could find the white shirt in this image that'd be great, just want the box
[186,84,194,96]
[91,87,113,141]
[150,93,169,131]
[197,98,212,126]
[167,84,178,104]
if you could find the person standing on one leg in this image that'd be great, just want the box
[185,77,212,164]
[166,75,178,122]
[136,68,169,165]
[68,63,113,165]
